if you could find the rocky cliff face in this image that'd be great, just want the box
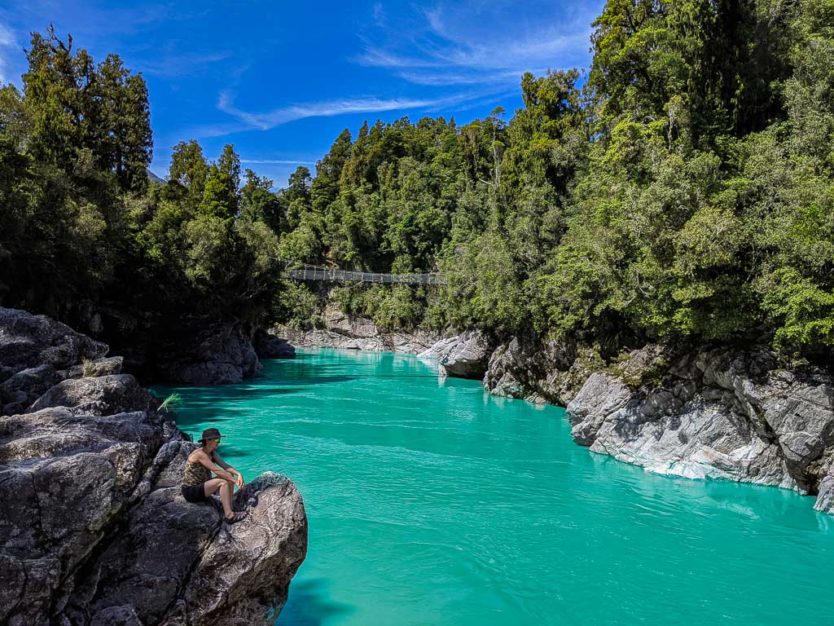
[0,307,307,625]
[482,335,834,513]
[565,347,834,506]
[156,324,263,386]
[483,336,601,404]
[275,303,442,355]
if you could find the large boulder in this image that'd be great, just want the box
[424,331,492,380]
[0,309,308,623]
[159,325,262,385]
[0,307,108,373]
[64,443,307,626]
[566,346,834,509]
[29,373,156,416]
[0,308,111,414]
[0,406,164,625]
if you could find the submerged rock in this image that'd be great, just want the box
[0,308,308,624]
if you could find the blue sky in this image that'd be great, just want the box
[0,1,604,187]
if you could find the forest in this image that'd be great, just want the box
[1,0,832,368]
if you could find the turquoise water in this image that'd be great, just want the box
[156,349,834,625]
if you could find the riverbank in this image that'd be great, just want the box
[273,313,834,515]
[0,307,308,624]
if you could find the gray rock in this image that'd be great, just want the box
[323,303,378,338]
[815,473,834,514]
[160,325,262,385]
[483,336,599,405]
[69,467,306,626]
[0,307,108,372]
[0,406,162,625]
[566,346,834,507]
[483,342,525,399]
[63,355,124,379]
[435,331,492,379]
[566,373,631,446]
[29,374,157,416]
[174,473,307,625]
[0,363,61,414]
[0,309,308,623]
[275,320,442,355]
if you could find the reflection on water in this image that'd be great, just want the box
[155,348,834,626]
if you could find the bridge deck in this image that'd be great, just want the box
[285,264,445,285]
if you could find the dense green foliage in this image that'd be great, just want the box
[276,0,834,363]
[0,28,281,370]
[2,0,833,368]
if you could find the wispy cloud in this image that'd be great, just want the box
[355,1,600,87]
[215,90,489,133]
[0,23,17,84]
[137,51,232,78]
[241,158,316,165]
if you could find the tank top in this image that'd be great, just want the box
[182,452,213,486]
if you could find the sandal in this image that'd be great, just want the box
[224,511,246,524]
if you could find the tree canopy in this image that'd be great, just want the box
[2,1,833,370]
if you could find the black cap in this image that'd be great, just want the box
[199,427,222,444]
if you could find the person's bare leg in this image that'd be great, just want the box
[203,478,226,498]
[220,481,234,518]
[202,478,234,517]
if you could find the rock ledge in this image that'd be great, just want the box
[0,307,307,625]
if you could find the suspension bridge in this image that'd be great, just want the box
[284,263,446,285]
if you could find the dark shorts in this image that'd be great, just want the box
[182,483,208,503]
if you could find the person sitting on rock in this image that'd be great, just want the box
[182,427,246,523]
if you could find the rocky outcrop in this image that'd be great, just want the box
[426,330,492,380]
[159,324,262,385]
[275,303,442,355]
[483,336,600,404]
[816,470,834,514]
[566,346,834,508]
[253,328,296,359]
[0,308,308,624]
[0,307,111,414]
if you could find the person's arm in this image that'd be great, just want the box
[196,451,236,484]
[212,452,244,487]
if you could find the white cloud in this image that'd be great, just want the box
[0,23,17,84]
[138,51,232,78]
[216,90,486,132]
[0,23,14,47]
[241,158,316,165]
[355,1,601,87]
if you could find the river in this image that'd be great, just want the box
[157,348,834,625]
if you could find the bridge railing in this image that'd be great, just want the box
[284,263,446,285]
